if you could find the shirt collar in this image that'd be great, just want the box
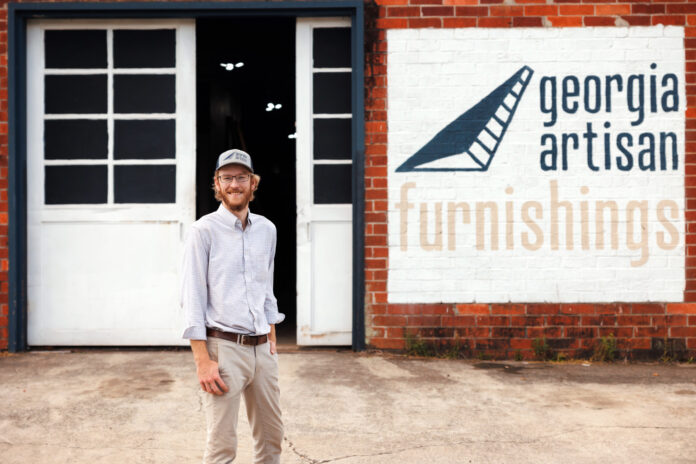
[216,203,253,230]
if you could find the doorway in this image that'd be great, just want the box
[196,17,297,343]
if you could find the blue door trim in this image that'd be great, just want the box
[7,1,366,351]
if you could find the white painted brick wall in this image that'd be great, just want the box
[387,27,686,304]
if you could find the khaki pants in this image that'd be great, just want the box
[203,336,283,464]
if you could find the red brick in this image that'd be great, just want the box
[599,327,633,338]
[548,16,584,27]
[631,303,665,314]
[560,5,594,15]
[596,303,630,315]
[629,338,651,350]
[671,327,696,337]
[652,315,687,326]
[478,17,512,27]
[386,6,420,17]
[560,304,595,314]
[509,338,533,349]
[581,315,617,326]
[491,304,525,315]
[513,17,543,26]
[422,6,454,16]
[548,315,580,326]
[667,303,696,314]
[527,327,562,338]
[443,17,477,27]
[635,326,668,337]
[667,4,696,14]
[407,315,442,326]
[510,316,544,326]
[443,0,478,4]
[372,315,406,327]
[492,327,526,337]
[631,3,665,15]
[455,303,489,315]
[386,327,405,338]
[527,303,560,315]
[565,327,597,338]
[617,315,651,326]
[652,15,686,26]
[621,15,652,25]
[584,16,616,26]
[370,338,406,350]
[524,5,558,15]
[408,18,442,27]
[596,4,631,15]
[442,315,476,327]
[454,6,488,16]
[409,0,444,4]
[475,316,509,327]
[490,5,524,16]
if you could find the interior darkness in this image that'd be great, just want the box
[197,18,297,342]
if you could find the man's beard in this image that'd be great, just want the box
[221,188,251,212]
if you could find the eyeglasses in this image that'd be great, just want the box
[218,174,251,184]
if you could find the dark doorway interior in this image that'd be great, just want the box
[197,18,297,343]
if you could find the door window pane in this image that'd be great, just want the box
[314,164,351,204]
[45,75,107,114]
[45,120,108,160]
[313,73,350,114]
[114,75,175,113]
[313,28,350,68]
[45,30,107,69]
[114,120,175,159]
[45,165,107,204]
[314,119,351,160]
[113,29,175,68]
[114,165,176,203]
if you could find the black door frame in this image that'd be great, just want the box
[8,1,365,351]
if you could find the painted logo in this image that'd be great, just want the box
[396,66,534,172]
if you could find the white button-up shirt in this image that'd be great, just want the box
[181,204,285,339]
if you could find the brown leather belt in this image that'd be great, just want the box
[207,328,268,346]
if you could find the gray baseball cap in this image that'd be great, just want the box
[215,149,254,173]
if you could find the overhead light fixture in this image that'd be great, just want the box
[266,103,282,112]
[288,133,297,139]
[220,62,245,71]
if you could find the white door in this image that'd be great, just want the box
[296,18,353,345]
[26,20,196,345]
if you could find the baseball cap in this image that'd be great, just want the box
[215,149,254,173]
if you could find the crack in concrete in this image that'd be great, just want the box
[284,436,319,463]
[283,425,696,463]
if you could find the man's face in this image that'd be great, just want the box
[215,164,255,212]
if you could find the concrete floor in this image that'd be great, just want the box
[1,349,695,463]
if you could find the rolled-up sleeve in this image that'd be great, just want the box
[181,226,209,340]
[264,227,285,325]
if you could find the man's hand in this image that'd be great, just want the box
[190,339,229,395]
[269,324,277,355]
[196,358,229,395]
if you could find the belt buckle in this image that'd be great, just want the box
[239,334,248,345]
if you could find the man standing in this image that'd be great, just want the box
[181,148,285,463]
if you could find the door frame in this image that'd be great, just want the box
[7,1,365,352]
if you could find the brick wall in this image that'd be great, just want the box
[0,4,7,350]
[364,0,696,360]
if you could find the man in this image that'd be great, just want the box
[181,148,285,464]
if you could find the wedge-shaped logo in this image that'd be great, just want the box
[396,66,534,172]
